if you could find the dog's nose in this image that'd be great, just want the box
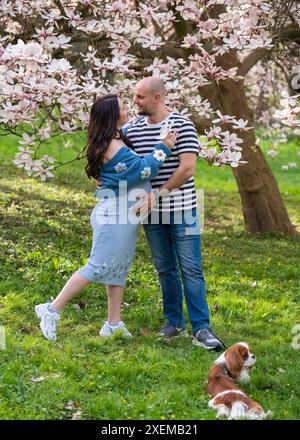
[251,355,256,360]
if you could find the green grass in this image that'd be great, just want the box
[0,131,299,420]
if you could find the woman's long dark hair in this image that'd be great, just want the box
[85,94,132,179]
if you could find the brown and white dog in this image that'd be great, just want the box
[206,342,270,420]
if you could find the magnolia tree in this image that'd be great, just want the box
[0,0,299,233]
[245,52,300,163]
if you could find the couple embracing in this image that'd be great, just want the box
[35,76,224,352]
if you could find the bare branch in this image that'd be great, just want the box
[238,48,270,77]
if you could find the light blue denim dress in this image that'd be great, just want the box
[78,143,171,286]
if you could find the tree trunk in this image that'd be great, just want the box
[194,78,297,235]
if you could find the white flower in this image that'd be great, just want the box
[38,127,51,140]
[47,59,72,74]
[19,133,36,146]
[153,149,166,162]
[212,110,235,124]
[34,166,54,181]
[141,167,151,179]
[229,152,242,168]
[42,155,55,164]
[159,119,175,140]
[2,40,43,61]
[223,33,247,50]
[115,162,127,173]
[44,35,72,49]
[176,0,199,20]
[143,36,163,51]
[232,119,253,131]
[220,131,243,150]
[23,42,43,59]
[267,149,278,158]
[182,35,199,49]
[205,126,222,140]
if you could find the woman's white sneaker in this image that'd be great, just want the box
[99,321,132,338]
[35,303,60,341]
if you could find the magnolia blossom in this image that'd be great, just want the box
[176,0,201,21]
[2,40,44,62]
[41,155,55,164]
[197,19,217,39]
[34,166,55,181]
[47,59,73,74]
[267,149,278,158]
[223,33,248,50]
[229,152,243,168]
[0,0,294,179]
[105,1,128,15]
[43,35,72,49]
[220,131,243,150]
[274,106,300,127]
[182,35,201,49]
[109,40,131,57]
[33,26,56,39]
[212,111,235,124]
[191,96,212,118]
[19,133,36,146]
[232,119,253,131]
[205,126,222,140]
[135,33,163,51]
[38,127,51,140]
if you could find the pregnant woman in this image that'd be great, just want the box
[34,94,177,341]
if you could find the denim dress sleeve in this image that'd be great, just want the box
[99,142,172,189]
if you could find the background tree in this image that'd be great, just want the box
[0,0,299,233]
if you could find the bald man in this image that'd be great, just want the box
[124,77,224,351]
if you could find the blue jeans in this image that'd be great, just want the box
[143,208,210,334]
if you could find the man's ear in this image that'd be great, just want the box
[154,94,161,103]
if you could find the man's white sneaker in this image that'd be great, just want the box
[35,303,60,341]
[99,321,132,338]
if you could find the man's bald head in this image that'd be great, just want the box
[136,76,166,98]
[134,76,167,116]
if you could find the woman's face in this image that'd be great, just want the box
[118,99,129,127]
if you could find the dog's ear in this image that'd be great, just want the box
[225,347,245,379]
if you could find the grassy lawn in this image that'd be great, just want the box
[0,132,299,420]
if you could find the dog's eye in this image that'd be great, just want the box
[242,352,248,359]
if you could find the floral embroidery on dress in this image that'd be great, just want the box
[115,162,127,173]
[94,253,132,280]
[153,149,166,162]
[141,166,151,179]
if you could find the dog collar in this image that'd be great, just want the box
[220,363,234,379]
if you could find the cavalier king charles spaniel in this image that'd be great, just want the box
[206,342,270,419]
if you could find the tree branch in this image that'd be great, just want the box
[53,0,66,17]
[239,24,300,77]
[238,48,269,77]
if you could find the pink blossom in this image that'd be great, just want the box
[47,59,72,74]
[232,119,253,131]
[19,133,36,146]
[0,0,285,175]
[34,166,54,181]
[212,111,235,124]
[220,131,243,150]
